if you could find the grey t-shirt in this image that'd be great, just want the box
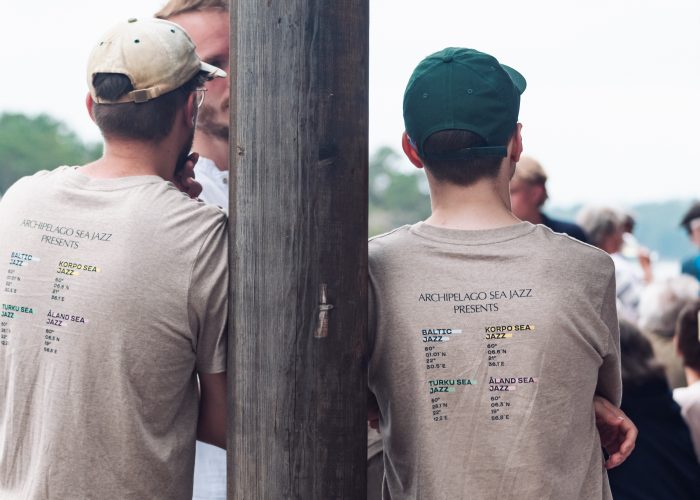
[368,221,621,500]
[0,167,228,500]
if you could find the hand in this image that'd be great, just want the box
[594,395,637,469]
[173,152,203,199]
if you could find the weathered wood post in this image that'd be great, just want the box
[228,1,369,498]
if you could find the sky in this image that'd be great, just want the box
[1,0,699,207]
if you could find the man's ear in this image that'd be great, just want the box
[85,93,96,123]
[184,92,198,128]
[507,123,523,164]
[402,132,424,169]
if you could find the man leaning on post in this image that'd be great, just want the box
[367,47,637,499]
[0,18,228,500]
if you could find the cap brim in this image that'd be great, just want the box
[501,64,526,94]
[201,61,227,79]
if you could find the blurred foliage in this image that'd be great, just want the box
[369,146,430,236]
[0,113,101,195]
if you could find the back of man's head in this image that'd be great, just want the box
[402,47,526,186]
[87,18,225,142]
[675,299,700,372]
[155,0,229,19]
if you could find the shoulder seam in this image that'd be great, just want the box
[368,224,410,243]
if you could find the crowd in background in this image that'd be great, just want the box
[512,157,700,499]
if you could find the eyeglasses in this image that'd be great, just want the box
[194,88,207,108]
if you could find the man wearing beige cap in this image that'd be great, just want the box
[0,18,228,499]
[510,156,588,242]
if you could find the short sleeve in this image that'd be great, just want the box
[188,217,229,373]
[368,273,377,359]
[596,270,622,406]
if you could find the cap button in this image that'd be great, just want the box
[442,55,454,63]
[128,18,138,23]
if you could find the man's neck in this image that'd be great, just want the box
[193,133,229,172]
[78,138,179,181]
[425,175,520,230]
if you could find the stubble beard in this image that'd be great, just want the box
[196,101,229,142]
[174,129,196,175]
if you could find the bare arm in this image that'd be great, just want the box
[198,372,227,449]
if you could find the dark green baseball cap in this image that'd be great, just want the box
[403,47,526,160]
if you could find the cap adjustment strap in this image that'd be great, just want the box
[422,146,507,161]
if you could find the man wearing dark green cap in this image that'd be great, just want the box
[367,48,634,499]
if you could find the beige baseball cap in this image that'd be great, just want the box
[87,18,226,104]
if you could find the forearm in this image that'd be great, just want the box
[197,372,227,449]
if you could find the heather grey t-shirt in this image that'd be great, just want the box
[368,222,621,500]
[0,167,228,500]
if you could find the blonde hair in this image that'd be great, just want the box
[155,0,228,19]
[513,156,547,185]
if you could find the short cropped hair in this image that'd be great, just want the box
[513,156,547,185]
[420,129,503,186]
[92,72,207,142]
[680,202,700,234]
[619,319,666,389]
[155,0,228,19]
[575,206,624,249]
[676,300,700,372]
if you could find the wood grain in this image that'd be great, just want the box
[228,1,369,498]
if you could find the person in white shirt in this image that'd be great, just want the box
[155,1,231,498]
[157,0,231,214]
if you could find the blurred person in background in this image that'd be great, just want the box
[607,320,700,500]
[156,1,230,498]
[509,156,588,242]
[673,300,700,461]
[157,0,230,212]
[680,202,700,281]
[638,275,699,389]
[577,206,652,323]
[620,213,654,283]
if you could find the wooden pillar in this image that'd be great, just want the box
[228,1,369,498]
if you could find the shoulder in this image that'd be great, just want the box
[153,182,227,233]
[532,224,615,279]
[5,165,68,188]
[681,255,700,275]
[368,225,412,260]
[541,214,588,242]
[0,166,70,203]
